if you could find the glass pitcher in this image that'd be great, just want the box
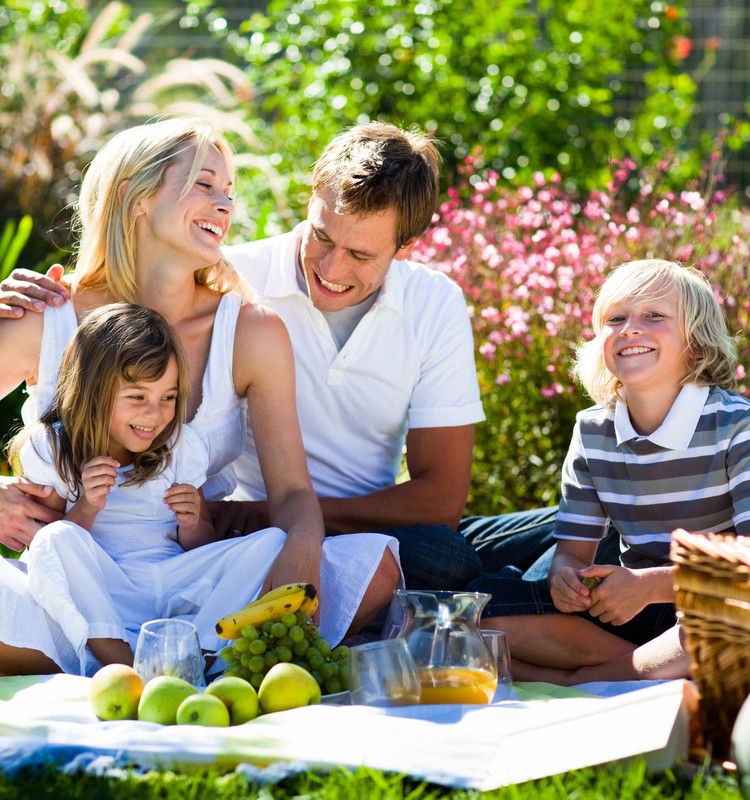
[388,590,497,704]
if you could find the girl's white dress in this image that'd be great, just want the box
[0,294,400,676]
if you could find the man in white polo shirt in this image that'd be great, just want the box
[215,123,487,588]
[0,122,492,590]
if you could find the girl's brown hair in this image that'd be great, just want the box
[10,303,189,495]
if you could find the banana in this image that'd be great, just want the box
[246,581,311,606]
[215,582,317,639]
[297,591,319,619]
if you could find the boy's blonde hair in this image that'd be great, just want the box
[574,259,738,406]
[9,303,189,495]
[71,117,245,301]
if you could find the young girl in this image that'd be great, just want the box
[11,303,227,672]
[474,258,750,683]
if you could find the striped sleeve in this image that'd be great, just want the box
[728,407,750,534]
[555,418,610,542]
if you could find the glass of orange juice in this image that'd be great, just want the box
[481,629,513,701]
[349,639,421,707]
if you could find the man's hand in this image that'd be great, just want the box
[0,476,64,551]
[206,499,270,538]
[0,265,69,318]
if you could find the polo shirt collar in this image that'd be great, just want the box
[614,383,709,449]
[261,221,405,313]
[262,222,307,298]
[373,257,403,313]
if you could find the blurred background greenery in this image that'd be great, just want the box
[1,0,748,522]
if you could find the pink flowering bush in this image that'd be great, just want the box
[413,158,750,515]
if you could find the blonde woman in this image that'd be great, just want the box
[0,118,400,676]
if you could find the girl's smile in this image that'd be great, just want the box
[107,358,179,464]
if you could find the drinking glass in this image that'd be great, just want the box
[349,638,422,707]
[481,629,513,701]
[133,618,205,688]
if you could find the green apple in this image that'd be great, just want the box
[176,692,231,727]
[137,675,198,725]
[205,676,259,724]
[258,662,322,714]
[89,663,144,721]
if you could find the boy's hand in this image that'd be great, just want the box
[164,483,202,529]
[578,564,650,625]
[80,456,119,511]
[550,566,596,613]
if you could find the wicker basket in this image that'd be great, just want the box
[671,529,750,759]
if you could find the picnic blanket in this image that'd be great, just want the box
[0,674,693,790]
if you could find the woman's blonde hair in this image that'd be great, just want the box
[9,303,190,495]
[573,258,738,406]
[71,116,244,300]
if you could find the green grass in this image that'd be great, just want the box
[0,761,743,799]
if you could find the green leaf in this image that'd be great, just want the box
[0,216,33,280]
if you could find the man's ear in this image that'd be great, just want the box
[396,236,418,260]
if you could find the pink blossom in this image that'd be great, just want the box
[414,152,749,404]
[479,342,496,360]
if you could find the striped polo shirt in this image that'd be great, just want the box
[555,383,750,569]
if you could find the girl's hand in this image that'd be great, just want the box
[80,456,119,512]
[164,483,202,529]
[578,564,651,625]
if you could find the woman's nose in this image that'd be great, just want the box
[216,195,234,215]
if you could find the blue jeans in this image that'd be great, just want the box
[379,524,483,590]
[459,506,560,580]
[381,507,565,591]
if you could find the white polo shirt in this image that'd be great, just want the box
[223,223,485,500]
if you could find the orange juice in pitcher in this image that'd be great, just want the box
[419,666,497,705]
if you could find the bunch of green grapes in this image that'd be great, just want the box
[219,610,350,695]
